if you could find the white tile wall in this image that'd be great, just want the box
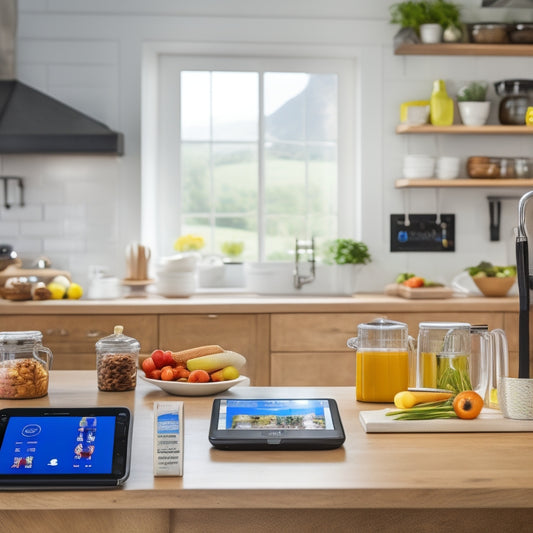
[0,0,531,290]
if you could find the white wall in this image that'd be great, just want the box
[1,0,532,291]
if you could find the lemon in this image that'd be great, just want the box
[47,282,66,299]
[66,283,83,300]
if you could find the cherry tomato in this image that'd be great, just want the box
[141,357,156,375]
[161,367,175,381]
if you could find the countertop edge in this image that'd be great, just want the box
[0,294,519,314]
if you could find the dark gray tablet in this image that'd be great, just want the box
[209,398,345,450]
[0,407,132,489]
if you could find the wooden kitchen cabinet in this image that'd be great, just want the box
[270,311,509,387]
[0,315,158,370]
[159,313,270,386]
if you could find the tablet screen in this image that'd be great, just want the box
[0,407,132,488]
[209,398,345,450]
[216,399,335,431]
[0,415,116,475]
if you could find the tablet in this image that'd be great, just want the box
[209,398,345,450]
[0,407,132,489]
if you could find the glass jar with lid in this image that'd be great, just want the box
[95,325,140,391]
[0,331,53,399]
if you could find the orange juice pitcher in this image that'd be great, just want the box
[347,318,415,403]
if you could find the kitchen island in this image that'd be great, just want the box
[0,294,524,383]
[1,371,532,533]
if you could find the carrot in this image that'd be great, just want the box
[394,390,454,409]
[402,276,425,288]
[453,391,483,419]
[170,345,224,366]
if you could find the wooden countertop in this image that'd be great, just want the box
[1,371,532,512]
[0,293,519,315]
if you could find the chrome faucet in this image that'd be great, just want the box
[293,238,315,289]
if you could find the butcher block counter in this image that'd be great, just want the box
[0,371,532,533]
[0,294,525,384]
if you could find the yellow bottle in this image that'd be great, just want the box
[430,80,454,126]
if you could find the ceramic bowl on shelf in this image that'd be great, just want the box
[402,155,435,179]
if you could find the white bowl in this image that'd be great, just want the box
[140,373,249,396]
[158,253,199,272]
[156,271,197,297]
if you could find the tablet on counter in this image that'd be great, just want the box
[0,407,132,489]
[209,398,345,450]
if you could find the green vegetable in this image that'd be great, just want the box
[395,272,415,284]
[386,399,457,420]
[466,261,516,278]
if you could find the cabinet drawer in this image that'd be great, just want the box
[159,314,270,386]
[0,315,158,370]
[271,312,505,352]
[271,352,356,387]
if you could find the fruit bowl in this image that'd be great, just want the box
[472,276,516,297]
[139,374,249,396]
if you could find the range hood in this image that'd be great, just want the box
[0,0,123,155]
[0,80,123,154]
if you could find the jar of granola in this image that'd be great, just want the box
[95,325,139,391]
[0,331,53,399]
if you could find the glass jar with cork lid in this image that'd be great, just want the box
[95,325,140,391]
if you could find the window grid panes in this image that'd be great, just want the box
[180,69,338,262]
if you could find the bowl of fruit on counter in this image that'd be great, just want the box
[139,345,249,396]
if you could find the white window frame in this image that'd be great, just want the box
[142,42,359,263]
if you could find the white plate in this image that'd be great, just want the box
[139,373,249,396]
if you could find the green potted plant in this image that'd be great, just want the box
[390,0,461,44]
[324,239,371,295]
[456,81,491,126]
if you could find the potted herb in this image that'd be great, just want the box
[390,0,461,44]
[324,239,371,295]
[456,82,491,126]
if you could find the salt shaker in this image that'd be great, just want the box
[95,325,140,391]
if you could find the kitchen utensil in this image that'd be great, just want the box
[517,191,533,379]
[494,80,533,125]
[347,318,415,403]
[0,331,53,399]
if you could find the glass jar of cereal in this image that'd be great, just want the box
[0,331,53,399]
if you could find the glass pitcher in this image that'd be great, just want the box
[347,318,415,403]
[417,322,507,406]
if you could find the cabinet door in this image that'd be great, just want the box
[159,314,270,386]
[0,315,158,370]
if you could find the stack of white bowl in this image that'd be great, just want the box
[436,156,461,180]
[402,155,435,179]
[155,253,199,297]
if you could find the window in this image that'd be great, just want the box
[152,54,355,262]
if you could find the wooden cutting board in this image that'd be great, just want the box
[384,283,454,299]
[0,265,71,286]
[359,408,533,433]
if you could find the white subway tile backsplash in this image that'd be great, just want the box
[21,220,64,236]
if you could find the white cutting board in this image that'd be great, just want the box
[359,408,533,433]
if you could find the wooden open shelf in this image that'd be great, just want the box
[395,43,533,56]
[396,124,533,134]
[395,178,533,189]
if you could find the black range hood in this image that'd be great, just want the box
[0,80,123,155]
